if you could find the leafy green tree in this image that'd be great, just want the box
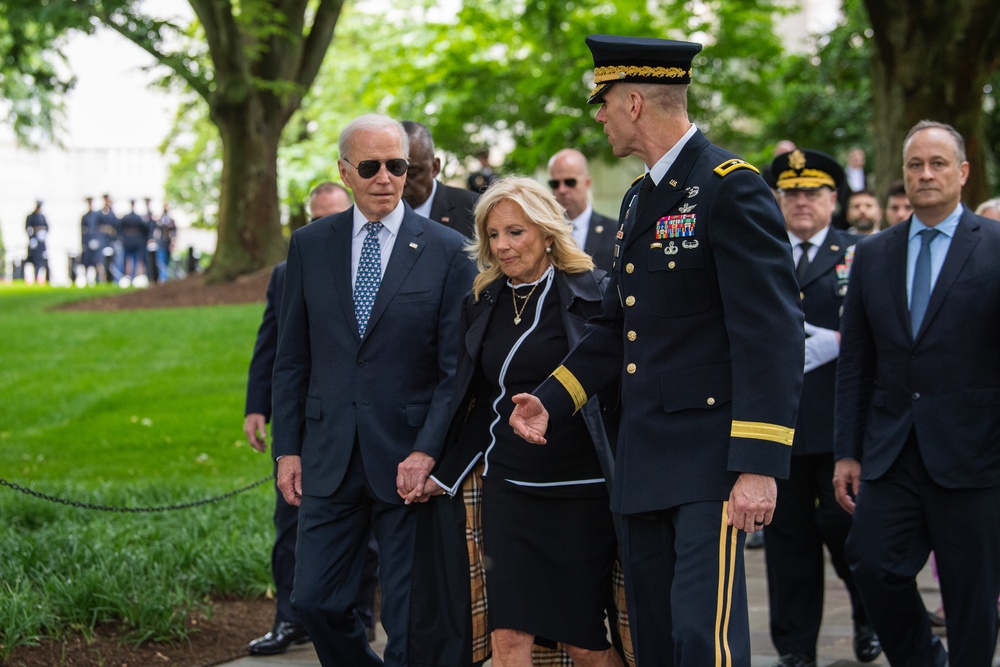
[352,0,789,173]
[863,0,1000,207]
[761,0,872,167]
[1,0,344,282]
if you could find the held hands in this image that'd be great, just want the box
[509,393,549,445]
[276,455,303,506]
[243,413,268,452]
[396,451,435,505]
[727,473,776,533]
[833,458,862,514]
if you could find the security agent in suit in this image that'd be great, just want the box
[834,120,1000,667]
[272,114,476,667]
[243,182,384,655]
[547,148,617,272]
[25,200,50,284]
[764,150,879,667]
[510,35,803,667]
[402,120,480,239]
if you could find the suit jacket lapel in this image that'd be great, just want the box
[464,282,501,358]
[884,220,912,340]
[327,212,358,338]
[363,210,424,337]
[916,211,979,340]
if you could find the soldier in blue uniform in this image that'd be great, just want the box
[764,150,880,667]
[25,200,50,284]
[510,35,803,667]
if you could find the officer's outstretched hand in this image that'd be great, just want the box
[510,393,549,445]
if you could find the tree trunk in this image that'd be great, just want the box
[864,0,1000,209]
[207,99,287,283]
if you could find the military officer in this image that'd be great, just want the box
[510,35,803,667]
[764,149,879,667]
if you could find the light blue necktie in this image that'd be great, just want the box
[354,221,383,336]
[910,228,940,335]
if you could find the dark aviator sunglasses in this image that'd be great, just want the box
[344,158,409,179]
[548,178,578,189]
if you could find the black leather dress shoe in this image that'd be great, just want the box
[853,623,882,663]
[771,653,816,667]
[247,621,310,655]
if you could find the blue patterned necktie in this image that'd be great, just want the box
[354,221,383,336]
[910,228,940,335]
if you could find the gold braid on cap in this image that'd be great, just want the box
[593,65,691,84]
[777,168,836,190]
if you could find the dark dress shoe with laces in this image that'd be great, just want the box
[853,623,882,663]
[247,620,310,655]
[771,653,816,667]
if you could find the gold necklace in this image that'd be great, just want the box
[511,281,540,325]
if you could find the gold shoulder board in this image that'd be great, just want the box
[714,159,760,177]
[630,174,645,187]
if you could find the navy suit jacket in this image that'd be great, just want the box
[245,262,285,419]
[836,209,1000,488]
[584,210,617,273]
[271,204,476,502]
[429,182,480,239]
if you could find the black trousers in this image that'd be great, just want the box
[765,453,867,657]
[293,445,416,667]
[271,468,380,627]
[621,500,748,667]
[847,436,1000,667]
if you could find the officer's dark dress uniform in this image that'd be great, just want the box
[764,151,879,667]
[531,35,804,667]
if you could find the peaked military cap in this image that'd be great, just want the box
[772,149,844,191]
[585,34,703,104]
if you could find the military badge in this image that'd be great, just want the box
[656,214,697,239]
[678,202,696,214]
[685,186,699,198]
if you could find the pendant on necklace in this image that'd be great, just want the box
[514,316,521,325]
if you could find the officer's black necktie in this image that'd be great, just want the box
[636,173,656,211]
[796,241,812,282]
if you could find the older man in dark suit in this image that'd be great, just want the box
[547,148,617,272]
[835,120,1000,667]
[272,114,475,667]
[243,182,377,656]
[402,120,480,239]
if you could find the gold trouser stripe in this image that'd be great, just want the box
[731,420,794,446]
[714,502,737,667]
[551,365,587,413]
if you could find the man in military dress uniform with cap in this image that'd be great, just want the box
[764,150,879,667]
[511,35,803,666]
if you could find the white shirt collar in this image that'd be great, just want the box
[647,123,698,186]
[352,200,405,238]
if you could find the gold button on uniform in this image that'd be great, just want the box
[627,330,637,341]
[800,291,806,301]
[625,263,634,274]
[706,397,716,406]
[625,296,636,306]
[627,363,637,374]
[668,261,676,269]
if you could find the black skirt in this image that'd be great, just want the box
[481,477,617,651]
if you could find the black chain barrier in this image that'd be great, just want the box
[0,474,274,512]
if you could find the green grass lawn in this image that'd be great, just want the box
[0,283,276,658]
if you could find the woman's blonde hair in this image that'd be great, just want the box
[468,176,596,300]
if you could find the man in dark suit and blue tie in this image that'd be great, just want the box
[547,148,617,272]
[835,120,1000,667]
[244,182,385,656]
[271,113,475,667]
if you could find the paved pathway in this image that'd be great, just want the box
[219,547,991,666]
